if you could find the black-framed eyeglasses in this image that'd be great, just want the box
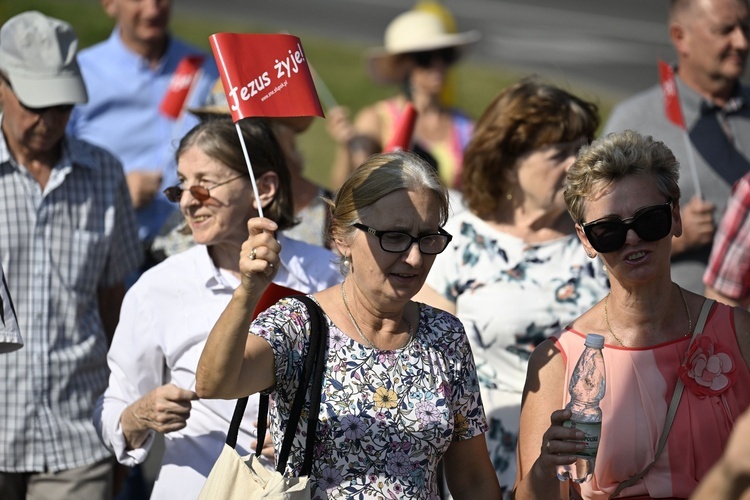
[581,201,673,253]
[352,223,452,255]
[163,174,245,203]
[409,47,459,68]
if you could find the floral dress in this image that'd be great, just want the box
[425,210,610,492]
[252,297,487,499]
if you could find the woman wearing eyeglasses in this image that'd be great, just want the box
[415,79,610,496]
[93,116,341,499]
[327,8,479,190]
[196,151,502,498]
[514,130,750,499]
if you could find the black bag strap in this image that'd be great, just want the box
[275,295,327,475]
[224,295,327,477]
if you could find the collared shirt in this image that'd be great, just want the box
[0,120,142,472]
[604,71,750,294]
[68,28,219,242]
[704,173,750,300]
[96,241,340,499]
[0,268,22,353]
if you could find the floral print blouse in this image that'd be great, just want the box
[426,210,610,395]
[252,297,487,499]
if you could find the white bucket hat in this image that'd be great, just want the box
[0,11,87,108]
[367,10,480,85]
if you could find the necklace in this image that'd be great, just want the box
[604,285,691,347]
[341,282,412,350]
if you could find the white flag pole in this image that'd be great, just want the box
[235,121,264,218]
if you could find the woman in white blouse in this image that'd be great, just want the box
[93,117,341,499]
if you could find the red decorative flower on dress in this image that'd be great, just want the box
[679,336,737,397]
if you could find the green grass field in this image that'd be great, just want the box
[1,0,614,189]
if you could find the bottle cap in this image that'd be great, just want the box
[584,333,605,349]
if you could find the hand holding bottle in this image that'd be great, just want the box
[556,333,606,484]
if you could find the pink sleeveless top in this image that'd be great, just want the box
[554,302,750,499]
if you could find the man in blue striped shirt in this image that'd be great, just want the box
[0,11,142,499]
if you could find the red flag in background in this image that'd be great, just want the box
[384,102,418,152]
[159,55,205,119]
[209,33,324,122]
[251,283,303,321]
[658,60,686,129]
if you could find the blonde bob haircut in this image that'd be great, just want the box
[565,129,681,224]
[327,151,450,269]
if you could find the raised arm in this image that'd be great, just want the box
[513,339,583,500]
[196,217,281,399]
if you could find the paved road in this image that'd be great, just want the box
[179,0,676,100]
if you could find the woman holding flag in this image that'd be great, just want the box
[197,150,501,498]
[94,116,340,499]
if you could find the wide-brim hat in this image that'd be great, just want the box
[367,10,480,85]
[0,11,87,107]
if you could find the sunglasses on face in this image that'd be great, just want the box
[581,201,673,253]
[163,174,245,203]
[352,223,453,255]
[409,47,459,68]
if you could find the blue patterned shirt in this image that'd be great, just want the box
[0,121,142,472]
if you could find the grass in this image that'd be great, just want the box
[2,0,614,189]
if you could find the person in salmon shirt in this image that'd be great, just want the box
[515,130,750,499]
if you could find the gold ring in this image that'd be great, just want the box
[249,248,257,260]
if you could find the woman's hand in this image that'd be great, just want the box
[239,217,281,298]
[514,408,586,500]
[539,408,587,469]
[325,106,357,147]
[121,384,197,449]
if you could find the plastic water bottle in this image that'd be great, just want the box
[556,333,606,484]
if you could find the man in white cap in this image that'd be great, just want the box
[0,11,142,499]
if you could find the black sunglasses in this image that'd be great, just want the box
[353,223,452,255]
[581,201,673,253]
[409,47,459,68]
[163,175,245,203]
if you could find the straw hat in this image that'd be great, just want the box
[367,10,480,85]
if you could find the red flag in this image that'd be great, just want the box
[658,60,686,129]
[251,283,304,321]
[384,102,418,152]
[159,55,205,119]
[209,33,324,122]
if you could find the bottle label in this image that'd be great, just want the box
[563,420,601,457]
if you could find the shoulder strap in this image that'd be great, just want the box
[609,298,715,499]
[248,295,327,477]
